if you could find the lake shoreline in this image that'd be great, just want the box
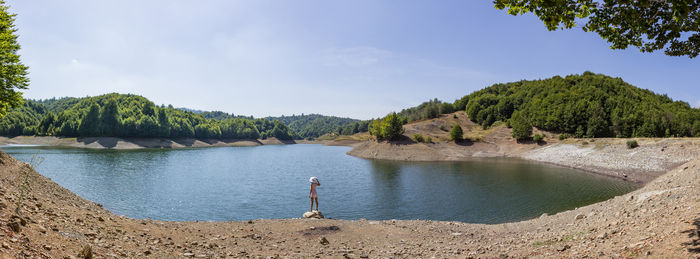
[0,147,697,257]
[3,135,698,184]
[339,137,700,184]
[0,136,297,149]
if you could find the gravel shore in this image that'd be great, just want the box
[347,137,700,184]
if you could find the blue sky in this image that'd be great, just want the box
[8,0,700,119]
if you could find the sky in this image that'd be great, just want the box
[7,0,700,119]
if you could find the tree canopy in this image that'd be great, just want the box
[460,72,700,138]
[0,1,29,117]
[0,93,296,140]
[369,113,405,141]
[267,114,359,139]
[493,0,700,58]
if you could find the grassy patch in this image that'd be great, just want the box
[463,124,504,142]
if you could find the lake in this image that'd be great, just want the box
[1,144,638,224]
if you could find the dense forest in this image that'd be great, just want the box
[369,72,700,140]
[462,72,700,138]
[266,114,359,139]
[0,93,293,140]
[0,94,368,140]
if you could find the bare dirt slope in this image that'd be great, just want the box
[0,149,698,258]
[345,112,700,183]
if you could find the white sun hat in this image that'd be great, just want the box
[309,177,319,184]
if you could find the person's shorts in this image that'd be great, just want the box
[310,191,318,198]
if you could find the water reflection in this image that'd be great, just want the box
[2,146,639,223]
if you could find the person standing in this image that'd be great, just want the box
[309,177,320,211]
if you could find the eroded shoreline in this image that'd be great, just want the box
[0,137,698,257]
[344,138,700,184]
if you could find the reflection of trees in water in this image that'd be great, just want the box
[369,160,401,181]
[367,160,404,217]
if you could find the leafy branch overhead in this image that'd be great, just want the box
[493,0,700,58]
[0,0,29,117]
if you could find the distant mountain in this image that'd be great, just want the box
[171,109,366,139]
[266,114,361,139]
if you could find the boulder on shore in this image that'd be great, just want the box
[303,210,324,219]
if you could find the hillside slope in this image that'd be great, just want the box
[344,111,700,183]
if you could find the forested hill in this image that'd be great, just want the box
[0,93,294,140]
[266,114,359,139]
[462,72,700,138]
[369,72,700,140]
[175,110,362,139]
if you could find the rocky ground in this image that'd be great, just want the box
[0,142,698,258]
[521,138,700,183]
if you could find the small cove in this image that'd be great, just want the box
[2,144,639,224]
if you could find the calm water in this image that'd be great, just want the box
[2,144,638,224]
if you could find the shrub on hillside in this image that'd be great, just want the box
[626,140,639,149]
[450,125,464,142]
[558,133,572,140]
[533,133,544,143]
[412,134,424,143]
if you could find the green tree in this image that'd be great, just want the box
[78,103,100,136]
[586,111,609,138]
[493,0,700,58]
[156,108,170,137]
[369,119,382,139]
[692,121,700,137]
[510,110,532,141]
[136,115,159,137]
[0,1,29,118]
[271,120,292,140]
[99,100,121,136]
[141,102,156,116]
[380,113,405,141]
[450,124,464,142]
[38,112,56,135]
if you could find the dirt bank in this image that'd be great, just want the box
[340,113,700,183]
[0,149,697,258]
[347,137,700,183]
[0,136,296,149]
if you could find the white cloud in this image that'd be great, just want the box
[694,100,700,109]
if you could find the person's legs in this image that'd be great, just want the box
[314,197,319,211]
[310,198,314,212]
